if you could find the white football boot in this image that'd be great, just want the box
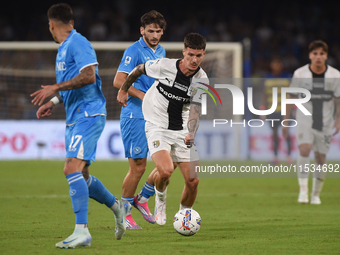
[55,228,92,249]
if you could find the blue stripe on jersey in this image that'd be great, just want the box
[117,37,166,119]
[56,29,106,125]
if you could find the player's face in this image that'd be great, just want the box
[270,60,283,75]
[141,24,163,49]
[309,47,327,68]
[182,47,205,72]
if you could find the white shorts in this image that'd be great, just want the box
[296,123,332,154]
[145,121,199,162]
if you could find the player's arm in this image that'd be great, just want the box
[35,95,63,119]
[30,65,96,106]
[185,103,201,145]
[282,93,298,138]
[333,97,340,135]
[113,71,145,100]
[117,63,146,107]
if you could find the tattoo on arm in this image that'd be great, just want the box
[121,63,145,92]
[57,95,63,104]
[56,65,96,91]
[188,104,201,133]
[188,118,199,133]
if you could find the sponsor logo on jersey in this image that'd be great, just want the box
[158,85,190,102]
[174,82,188,92]
[153,140,160,148]
[313,82,324,88]
[56,62,66,71]
[310,94,333,100]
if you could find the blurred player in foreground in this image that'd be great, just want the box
[282,40,340,204]
[30,3,130,248]
[113,10,166,229]
[117,33,207,225]
[261,57,293,164]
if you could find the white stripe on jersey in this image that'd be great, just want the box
[142,58,208,130]
[290,64,340,130]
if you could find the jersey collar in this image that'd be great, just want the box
[60,29,77,47]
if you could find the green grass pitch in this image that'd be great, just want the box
[0,160,339,255]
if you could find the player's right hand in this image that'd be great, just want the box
[36,101,54,119]
[117,89,128,107]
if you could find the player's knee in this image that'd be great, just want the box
[299,146,311,157]
[157,165,173,182]
[185,178,199,191]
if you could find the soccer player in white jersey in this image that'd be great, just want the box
[117,33,207,225]
[30,3,130,248]
[282,40,340,205]
[113,10,166,229]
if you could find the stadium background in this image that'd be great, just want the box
[1,0,340,161]
[1,2,340,254]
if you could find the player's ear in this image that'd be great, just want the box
[182,48,186,57]
[71,20,74,28]
[140,26,144,36]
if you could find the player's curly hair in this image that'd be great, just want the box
[141,10,167,30]
[47,3,73,24]
[309,40,328,53]
[184,33,206,50]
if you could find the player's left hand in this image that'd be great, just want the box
[30,85,57,106]
[117,89,128,107]
[184,133,195,145]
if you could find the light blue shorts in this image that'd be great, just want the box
[65,115,106,165]
[120,117,148,159]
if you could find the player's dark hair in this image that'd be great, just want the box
[184,33,206,50]
[141,10,166,30]
[309,40,328,53]
[47,3,73,24]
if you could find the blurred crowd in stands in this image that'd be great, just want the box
[1,0,340,75]
[1,0,340,119]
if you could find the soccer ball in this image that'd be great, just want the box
[173,209,201,236]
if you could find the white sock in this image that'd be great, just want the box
[312,164,326,197]
[111,199,119,212]
[297,155,310,193]
[138,195,148,203]
[180,204,192,210]
[155,188,167,202]
[75,224,88,229]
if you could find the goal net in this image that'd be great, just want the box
[0,41,242,121]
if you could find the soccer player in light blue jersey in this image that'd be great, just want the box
[30,3,130,249]
[113,10,166,229]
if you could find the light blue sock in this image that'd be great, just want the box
[66,172,89,224]
[87,175,116,208]
[140,182,155,199]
